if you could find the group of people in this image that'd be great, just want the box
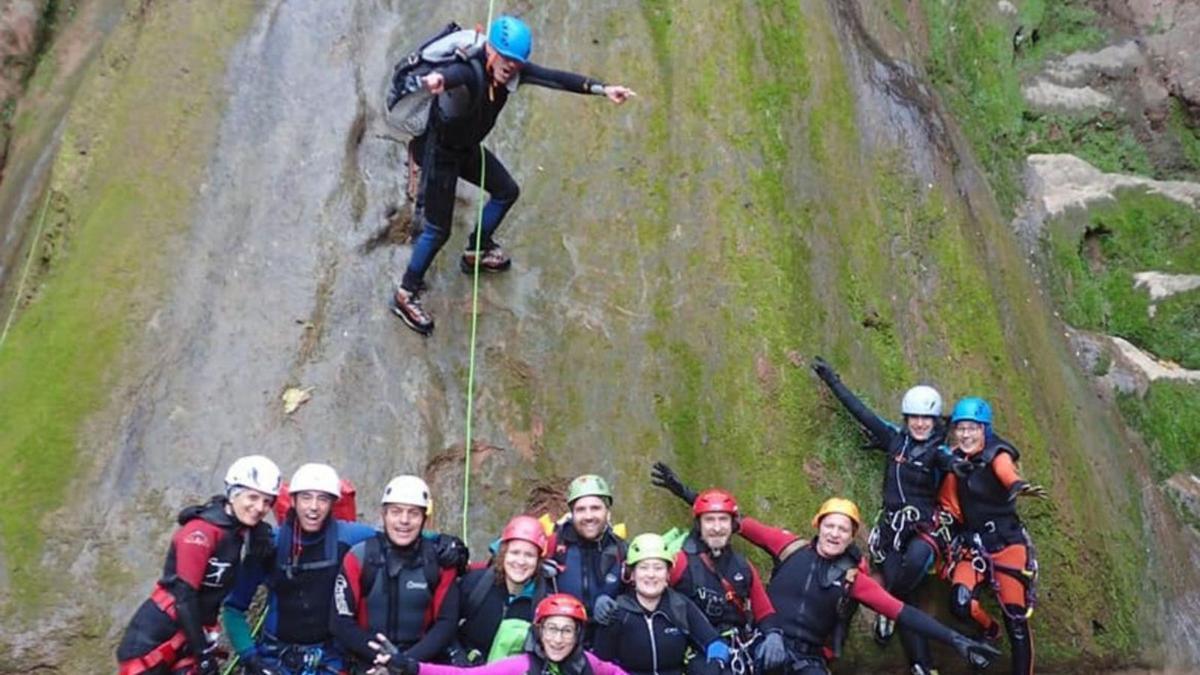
[115,12,1047,675]
[114,357,1045,675]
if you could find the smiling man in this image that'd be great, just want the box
[221,463,378,675]
[330,475,463,673]
[543,474,626,645]
[388,15,635,335]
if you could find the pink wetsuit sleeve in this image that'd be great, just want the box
[420,655,530,675]
[586,651,631,675]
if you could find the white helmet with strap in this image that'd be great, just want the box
[290,463,340,498]
[225,455,283,496]
[900,385,943,417]
[382,475,432,513]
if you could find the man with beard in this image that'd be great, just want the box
[543,474,627,645]
[645,469,788,675]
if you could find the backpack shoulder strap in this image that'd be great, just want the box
[463,569,495,618]
[665,589,692,636]
[359,533,385,598]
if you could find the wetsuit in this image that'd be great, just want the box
[401,52,609,293]
[117,497,249,675]
[592,589,725,675]
[450,566,548,663]
[546,521,626,615]
[738,517,975,675]
[813,368,953,671]
[221,515,377,674]
[939,436,1037,675]
[330,532,461,671]
[670,534,778,671]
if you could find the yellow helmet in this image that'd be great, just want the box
[811,497,862,532]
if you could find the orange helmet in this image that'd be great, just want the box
[534,593,588,624]
[500,514,548,553]
[811,497,862,532]
[692,488,739,517]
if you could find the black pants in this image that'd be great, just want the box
[402,134,520,291]
[879,535,938,669]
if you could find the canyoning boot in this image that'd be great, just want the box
[391,287,434,335]
[461,245,512,274]
[874,613,895,646]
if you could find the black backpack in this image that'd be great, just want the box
[384,22,486,137]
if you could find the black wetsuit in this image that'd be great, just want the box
[592,590,723,675]
[401,53,606,292]
[814,367,952,671]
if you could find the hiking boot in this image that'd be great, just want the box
[390,287,434,335]
[873,613,895,646]
[460,246,512,274]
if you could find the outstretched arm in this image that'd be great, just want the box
[521,62,635,102]
[810,357,896,447]
[737,517,804,560]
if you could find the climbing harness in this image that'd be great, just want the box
[945,531,1039,621]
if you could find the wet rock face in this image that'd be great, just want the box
[1125,0,1200,121]
[0,1,48,102]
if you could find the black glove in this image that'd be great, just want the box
[196,657,221,675]
[370,634,420,675]
[951,459,977,478]
[593,594,618,625]
[755,631,788,671]
[435,533,469,573]
[650,462,698,506]
[447,647,480,667]
[240,654,278,675]
[952,633,1001,669]
[810,356,838,383]
[1016,482,1050,500]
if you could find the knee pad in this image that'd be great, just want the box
[1003,606,1030,641]
[951,584,974,620]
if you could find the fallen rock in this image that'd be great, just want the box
[1023,79,1114,112]
[1043,40,1145,87]
[1027,153,1200,218]
[1133,271,1200,301]
[1111,335,1200,386]
[1127,0,1200,119]
[1164,473,1200,526]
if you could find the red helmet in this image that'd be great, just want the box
[692,488,739,517]
[500,514,548,553]
[534,593,588,624]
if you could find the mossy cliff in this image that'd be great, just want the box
[0,0,1190,671]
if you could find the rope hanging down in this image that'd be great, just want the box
[460,0,499,543]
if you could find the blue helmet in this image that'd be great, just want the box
[950,397,993,426]
[488,16,532,63]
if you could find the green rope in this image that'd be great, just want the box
[461,0,499,543]
[0,185,53,353]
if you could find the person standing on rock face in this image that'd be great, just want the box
[330,475,464,672]
[116,455,282,675]
[939,398,1048,675]
[542,474,628,646]
[390,14,636,335]
[809,357,956,675]
[220,464,391,674]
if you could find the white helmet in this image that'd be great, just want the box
[901,385,943,417]
[225,455,283,496]
[381,475,431,512]
[290,463,341,498]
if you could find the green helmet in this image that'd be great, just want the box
[626,533,673,566]
[567,474,613,506]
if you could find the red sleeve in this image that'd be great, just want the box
[937,474,962,523]
[669,551,687,586]
[426,567,458,626]
[171,520,221,589]
[848,561,903,620]
[991,452,1022,490]
[738,517,802,559]
[747,562,776,622]
[339,550,365,626]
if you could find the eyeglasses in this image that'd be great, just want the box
[541,624,577,638]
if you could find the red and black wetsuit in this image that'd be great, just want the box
[401,52,609,293]
[669,534,777,636]
[738,517,967,675]
[330,532,461,667]
[116,497,247,674]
